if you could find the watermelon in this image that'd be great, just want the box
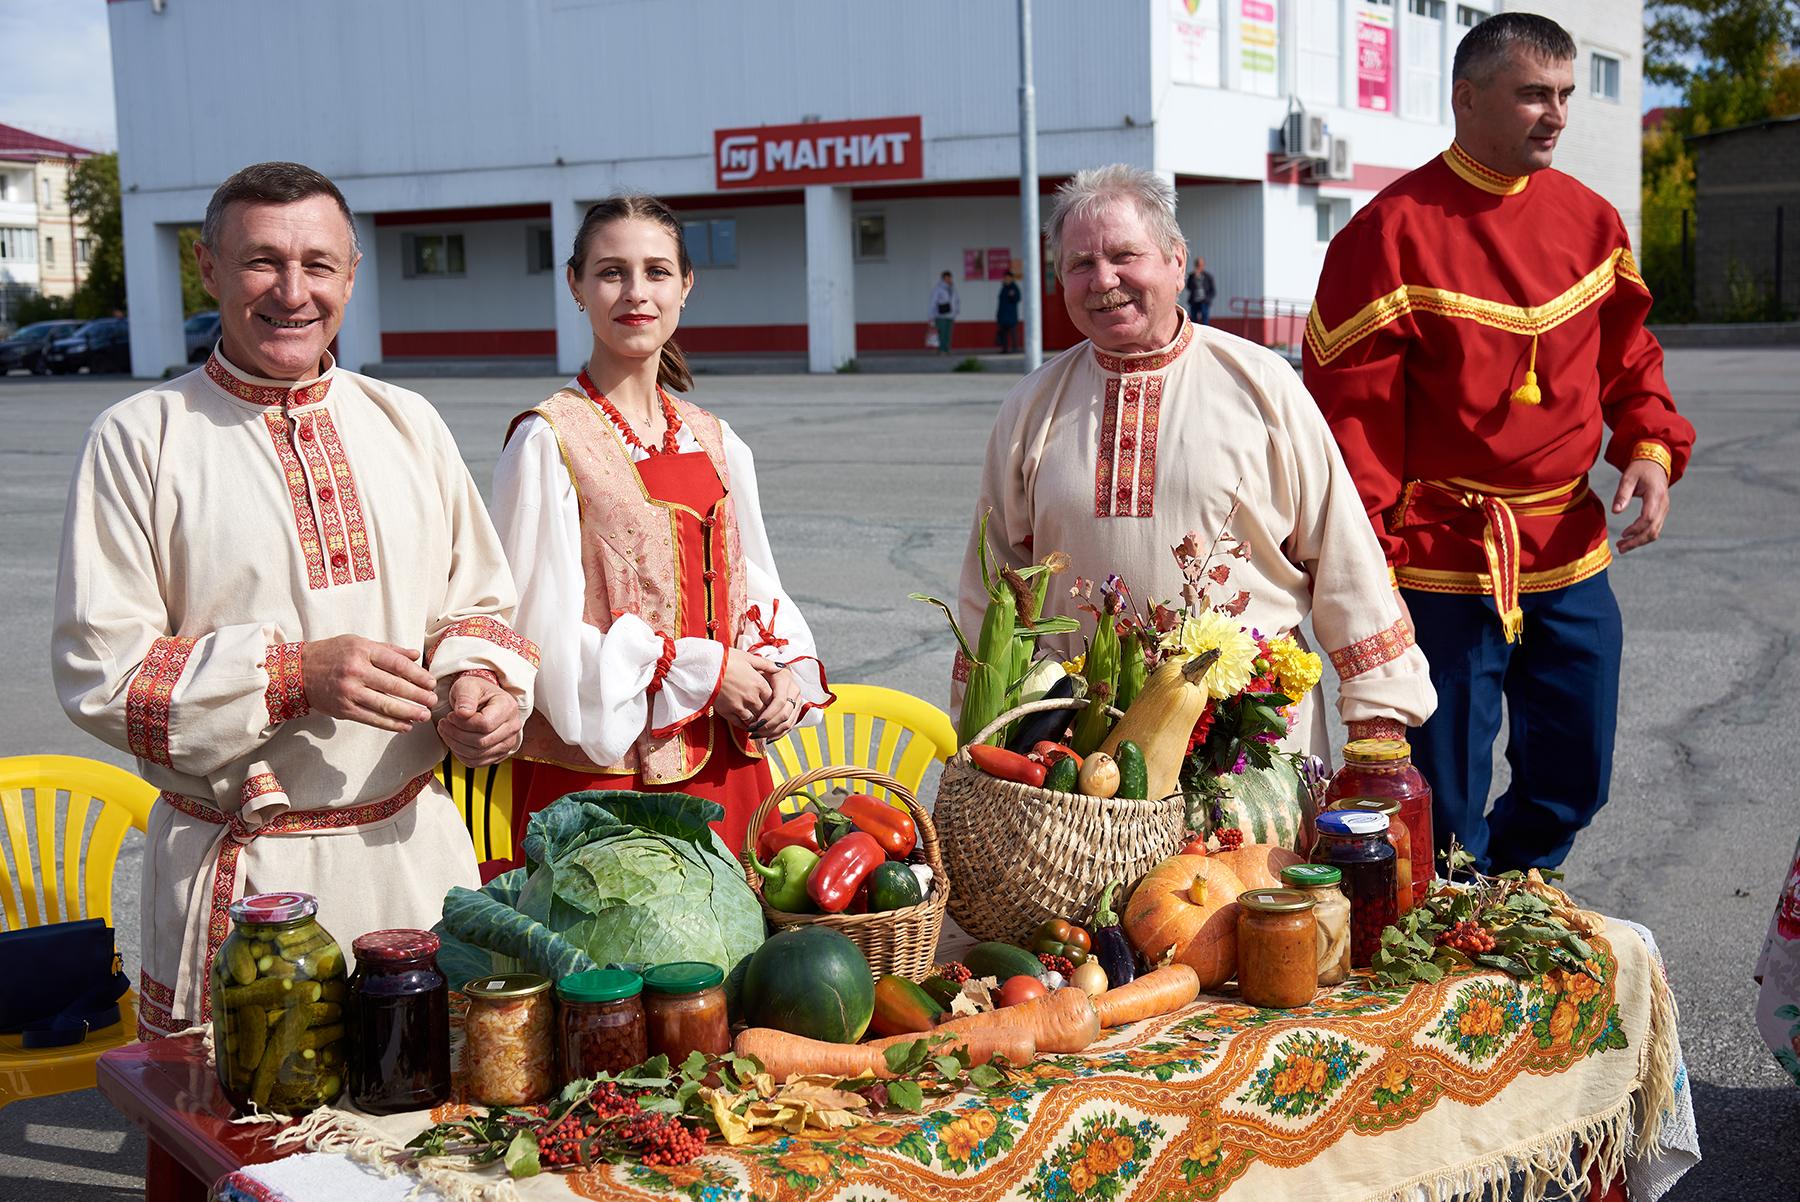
[738,927,875,1043]
[1214,760,1304,849]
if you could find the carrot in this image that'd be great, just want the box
[734,1025,1036,1082]
[1092,964,1200,1028]
[931,986,1101,1054]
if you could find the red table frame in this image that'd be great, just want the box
[97,1036,1631,1201]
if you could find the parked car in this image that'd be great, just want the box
[185,310,220,362]
[0,319,85,375]
[46,318,132,375]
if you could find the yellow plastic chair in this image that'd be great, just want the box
[437,753,516,865]
[764,683,958,811]
[0,754,156,1110]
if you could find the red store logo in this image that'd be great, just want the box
[714,116,924,190]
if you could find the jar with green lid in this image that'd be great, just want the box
[1235,889,1318,1010]
[557,969,648,1081]
[642,962,730,1064]
[1281,864,1351,986]
[463,972,554,1105]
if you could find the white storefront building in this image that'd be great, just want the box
[109,0,1643,378]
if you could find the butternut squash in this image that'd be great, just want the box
[1100,651,1217,801]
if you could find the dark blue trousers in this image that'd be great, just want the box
[1404,572,1623,874]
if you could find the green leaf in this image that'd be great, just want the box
[503,1130,541,1178]
[884,1040,924,1076]
[1411,959,1446,983]
[680,1050,709,1080]
[1473,952,1530,977]
[886,1079,926,1113]
[933,1056,965,1080]
[967,1064,1005,1090]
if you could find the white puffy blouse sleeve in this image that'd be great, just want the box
[491,416,728,766]
[721,420,833,722]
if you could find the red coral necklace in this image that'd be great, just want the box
[578,369,682,456]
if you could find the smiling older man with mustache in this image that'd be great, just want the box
[958,165,1434,768]
[53,162,539,1038]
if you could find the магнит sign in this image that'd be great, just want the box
[715,116,924,190]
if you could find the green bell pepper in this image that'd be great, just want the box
[749,844,819,913]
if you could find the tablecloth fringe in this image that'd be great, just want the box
[1380,1095,1632,1202]
[1636,942,1680,1152]
[275,1107,520,1202]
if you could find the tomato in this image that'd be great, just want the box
[996,975,1048,1008]
[1179,832,1209,856]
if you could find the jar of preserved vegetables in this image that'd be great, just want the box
[1328,796,1415,916]
[1326,738,1433,908]
[210,892,347,1116]
[1314,810,1397,969]
[1280,863,1351,986]
[642,962,730,1065]
[1236,889,1318,1009]
[347,929,451,1114]
[463,973,554,1106]
[557,969,648,1081]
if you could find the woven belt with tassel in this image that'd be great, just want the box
[1409,477,1590,643]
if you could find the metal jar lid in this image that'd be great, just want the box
[1343,738,1412,763]
[1281,863,1343,888]
[228,892,317,925]
[1237,887,1317,913]
[642,961,725,995]
[464,972,551,1001]
[1331,796,1402,816]
[557,968,644,1003]
[1316,809,1390,837]
[352,929,441,964]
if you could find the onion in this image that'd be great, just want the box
[1070,960,1109,997]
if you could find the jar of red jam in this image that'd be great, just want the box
[642,962,730,1065]
[347,929,451,1114]
[557,969,648,1081]
[1314,809,1397,969]
[1326,738,1433,908]
[1329,797,1415,916]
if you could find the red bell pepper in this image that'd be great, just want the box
[755,812,821,861]
[968,744,1047,788]
[835,794,917,859]
[806,830,886,914]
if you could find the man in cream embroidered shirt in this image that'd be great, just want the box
[1304,15,1694,872]
[52,163,538,1036]
[960,166,1436,761]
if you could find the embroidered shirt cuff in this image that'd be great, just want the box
[1631,440,1673,476]
[1347,717,1407,742]
[263,641,309,725]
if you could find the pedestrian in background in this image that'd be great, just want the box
[929,270,959,355]
[1185,256,1216,325]
[995,270,1023,353]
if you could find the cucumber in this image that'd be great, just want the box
[1043,755,1080,793]
[921,976,963,1008]
[1115,740,1149,799]
[965,941,1046,982]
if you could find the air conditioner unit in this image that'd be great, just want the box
[1283,109,1329,160]
[1323,135,1354,181]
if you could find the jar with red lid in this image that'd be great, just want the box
[347,929,451,1114]
[1328,797,1415,916]
[1326,738,1433,907]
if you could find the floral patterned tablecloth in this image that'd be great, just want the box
[294,919,1680,1202]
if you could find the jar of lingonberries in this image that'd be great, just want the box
[1328,797,1414,916]
[1314,809,1396,969]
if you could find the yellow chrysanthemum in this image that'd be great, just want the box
[1062,653,1087,676]
[1157,609,1259,700]
[1265,636,1323,700]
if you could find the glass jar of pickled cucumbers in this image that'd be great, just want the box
[209,892,348,1116]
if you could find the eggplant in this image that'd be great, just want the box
[1006,673,1078,753]
[1090,880,1137,988]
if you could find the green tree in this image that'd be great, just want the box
[177,227,212,316]
[1641,1,1800,320]
[66,152,125,319]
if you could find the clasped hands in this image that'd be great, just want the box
[717,649,805,741]
[300,634,522,766]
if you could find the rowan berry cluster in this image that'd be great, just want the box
[1436,919,1498,955]
[1214,827,1245,852]
[935,961,972,983]
[623,1113,708,1166]
[1037,953,1075,976]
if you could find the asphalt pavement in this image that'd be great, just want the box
[0,348,1795,1199]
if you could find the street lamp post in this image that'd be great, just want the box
[1018,0,1042,372]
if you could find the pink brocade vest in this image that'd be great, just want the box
[511,389,755,784]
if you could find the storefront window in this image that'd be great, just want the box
[685,219,737,269]
[404,233,465,277]
[855,214,886,261]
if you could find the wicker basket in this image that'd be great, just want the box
[934,697,1187,945]
[741,765,948,982]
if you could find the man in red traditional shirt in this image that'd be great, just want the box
[1304,13,1695,874]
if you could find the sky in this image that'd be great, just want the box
[0,0,1679,157]
[0,0,118,152]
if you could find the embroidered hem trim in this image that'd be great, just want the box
[427,615,542,669]
[137,970,179,1042]
[126,636,197,766]
[1328,617,1416,680]
[263,641,309,724]
[1631,440,1673,475]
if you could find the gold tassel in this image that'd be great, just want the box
[1511,333,1542,405]
[1501,605,1525,644]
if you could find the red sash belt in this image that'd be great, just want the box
[157,771,432,1019]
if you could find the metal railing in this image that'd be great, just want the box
[1226,296,1313,361]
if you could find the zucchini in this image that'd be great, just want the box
[1115,740,1149,799]
[1043,756,1080,793]
[965,941,1046,982]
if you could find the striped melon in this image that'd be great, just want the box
[1211,760,1305,851]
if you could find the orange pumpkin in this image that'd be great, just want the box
[1213,844,1303,891]
[1120,854,1248,991]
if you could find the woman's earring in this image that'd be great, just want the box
[576,299,586,312]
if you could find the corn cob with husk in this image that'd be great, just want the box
[1070,591,1122,755]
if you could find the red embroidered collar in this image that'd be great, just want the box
[1443,142,1530,197]
[1091,311,1195,375]
[204,347,334,408]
